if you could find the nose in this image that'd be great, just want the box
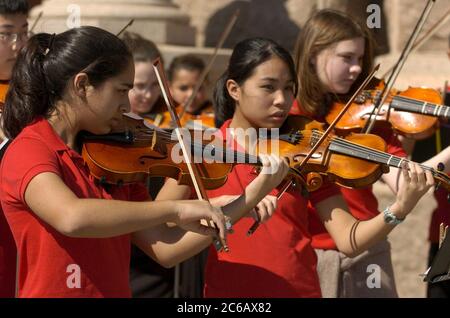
[349,62,362,77]
[120,98,131,113]
[273,89,287,107]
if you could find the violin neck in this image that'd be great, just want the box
[390,95,450,119]
[327,137,450,186]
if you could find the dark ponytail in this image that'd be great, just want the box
[2,26,132,138]
[213,37,297,128]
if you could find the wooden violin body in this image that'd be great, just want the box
[82,115,230,188]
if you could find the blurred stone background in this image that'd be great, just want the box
[27,0,450,297]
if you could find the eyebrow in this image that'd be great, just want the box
[260,77,294,83]
[0,22,29,29]
[260,77,278,82]
[337,51,363,56]
[122,83,134,89]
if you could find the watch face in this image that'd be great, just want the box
[385,215,394,223]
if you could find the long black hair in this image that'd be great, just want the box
[2,26,132,138]
[213,37,298,128]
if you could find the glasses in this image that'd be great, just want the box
[0,32,30,45]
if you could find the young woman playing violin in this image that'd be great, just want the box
[0,26,288,298]
[158,36,434,297]
[294,9,450,297]
[0,0,29,298]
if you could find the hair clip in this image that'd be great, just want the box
[44,33,56,56]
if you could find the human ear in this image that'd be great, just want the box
[226,79,240,102]
[72,73,91,98]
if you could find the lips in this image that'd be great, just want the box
[270,111,287,118]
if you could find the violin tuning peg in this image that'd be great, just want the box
[437,162,445,172]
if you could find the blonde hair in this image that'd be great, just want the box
[295,9,374,116]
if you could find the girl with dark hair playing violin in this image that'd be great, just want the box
[294,9,450,297]
[158,36,434,297]
[0,0,29,298]
[0,26,289,298]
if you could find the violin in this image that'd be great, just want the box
[326,78,448,140]
[143,100,216,130]
[280,115,450,192]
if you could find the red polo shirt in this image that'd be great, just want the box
[291,100,407,250]
[0,117,149,297]
[203,120,340,297]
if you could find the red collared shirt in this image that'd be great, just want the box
[203,119,340,298]
[0,117,149,297]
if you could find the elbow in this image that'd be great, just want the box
[158,259,177,269]
[335,243,361,258]
[141,247,178,269]
[341,249,359,258]
[56,207,87,238]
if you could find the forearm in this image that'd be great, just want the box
[220,179,271,223]
[133,226,213,268]
[65,199,177,238]
[337,212,394,257]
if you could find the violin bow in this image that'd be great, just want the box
[178,9,240,120]
[381,5,450,79]
[247,64,381,236]
[364,0,436,134]
[30,11,43,34]
[116,19,134,37]
[153,58,229,252]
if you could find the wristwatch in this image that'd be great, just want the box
[383,206,405,225]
